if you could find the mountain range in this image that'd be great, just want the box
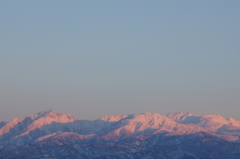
[0,110,240,159]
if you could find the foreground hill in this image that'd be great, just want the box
[0,110,240,159]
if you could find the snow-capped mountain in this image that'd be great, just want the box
[167,112,240,134]
[1,110,240,159]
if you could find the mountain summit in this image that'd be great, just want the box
[32,109,76,123]
[1,110,240,159]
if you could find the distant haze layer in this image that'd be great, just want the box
[0,1,239,121]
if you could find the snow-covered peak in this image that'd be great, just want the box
[100,112,207,138]
[99,114,128,122]
[228,117,235,122]
[227,117,240,127]
[121,113,177,133]
[166,113,236,131]
[141,112,152,115]
[15,110,76,137]
[2,110,240,147]
[166,112,199,122]
[32,110,76,122]
[201,114,228,124]
[125,112,169,124]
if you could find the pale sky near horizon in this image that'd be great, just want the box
[1,1,240,122]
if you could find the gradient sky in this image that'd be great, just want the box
[1,1,240,122]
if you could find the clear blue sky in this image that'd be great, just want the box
[0,1,240,121]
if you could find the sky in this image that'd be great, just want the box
[0,1,240,122]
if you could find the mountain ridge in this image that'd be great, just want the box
[1,110,240,159]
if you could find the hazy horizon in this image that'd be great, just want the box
[1,1,239,122]
[1,109,239,123]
